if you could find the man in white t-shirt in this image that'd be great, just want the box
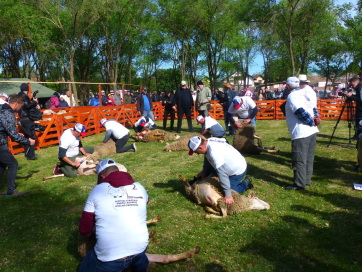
[188,136,252,205]
[196,115,225,138]
[285,76,321,190]
[79,158,149,272]
[133,116,156,134]
[58,123,94,177]
[226,96,258,128]
[100,118,136,153]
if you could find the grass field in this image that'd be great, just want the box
[0,119,361,272]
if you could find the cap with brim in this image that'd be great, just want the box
[196,115,204,124]
[0,93,9,99]
[188,136,202,155]
[181,80,187,85]
[96,158,118,175]
[74,123,87,136]
[233,97,242,109]
[100,118,107,127]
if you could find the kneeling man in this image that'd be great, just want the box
[188,136,252,205]
[58,123,94,177]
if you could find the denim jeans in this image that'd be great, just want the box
[0,144,19,194]
[239,117,256,127]
[142,110,154,121]
[79,248,149,272]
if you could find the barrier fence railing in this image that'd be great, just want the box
[8,99,352,155]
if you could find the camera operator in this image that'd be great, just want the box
[344,76,362,134]
[18,83,40,160]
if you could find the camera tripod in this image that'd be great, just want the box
[327,99,356,147]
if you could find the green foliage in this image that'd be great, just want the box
[0,120,362,271]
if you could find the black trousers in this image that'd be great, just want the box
[115,134,133,153]
[163,109,175,130]
[177,106,193,131]
[0,144,18,194]
[20,118,36,158]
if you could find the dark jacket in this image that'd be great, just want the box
[18,91,38,119]
[136,93,153,114]
[218,88,236,111]
[0,103,29,145]
[349,83,362,120]
[174,88,193,108]
[162,94,175,111]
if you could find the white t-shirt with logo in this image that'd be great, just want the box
[227,96,256,119]
[59,128,80,157]
[285,87,319,140]
[83,182,149,262]
[206,138,246,176]
[104,119,129,139]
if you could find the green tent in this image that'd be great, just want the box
[0,78,56,98]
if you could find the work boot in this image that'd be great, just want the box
[6,190,26,197]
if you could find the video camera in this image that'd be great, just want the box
[338,88,353,97]
[34,123,46,132]
[33,90,39,98]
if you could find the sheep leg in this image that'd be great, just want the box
[256,147,279,153]
[254,134,263,147]
[146,246,200,264]
[146,216,161,224]
[204,206,221,215]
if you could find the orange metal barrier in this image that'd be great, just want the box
[8,99,352,155]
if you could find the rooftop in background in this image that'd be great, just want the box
[0,78,55,98]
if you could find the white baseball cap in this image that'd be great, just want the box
[100,118,107,127]
[188,136,202,155]
[181,80,187,85]
[96,158,118,175]
[196,115,204,124]
[74,123,87,136]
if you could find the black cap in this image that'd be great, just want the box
[197,80,204,85]
[20,83,28,92]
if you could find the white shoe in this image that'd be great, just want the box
[132,143,137,152]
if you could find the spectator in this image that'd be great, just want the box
[113,90,122,106]
[217,82,237,135]
[107,94,115,107]
[0,93,9,105]
[124,91,133,104]
[89,93,100,106]
[162,91,175,130]
[174,81,194,133]
[78,159,149,272]
[0,94,36,196]
[101,90,108,106]
[59,96,69,107]
[136,87,154,121]
[49,92,60,109]
[196,80,212,117]
[60,89,77,107]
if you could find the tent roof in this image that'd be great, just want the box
[0,78,55,98]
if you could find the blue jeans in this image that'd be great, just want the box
[239,117,256,127]
[142,110,154,121]
[79,248,149,272]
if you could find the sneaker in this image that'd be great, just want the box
[132,143,137,152]
[285,184,305,191]
[53,163,63,175]
[244,176,254,190]
[6,190,26,197]
[27,156,38,160]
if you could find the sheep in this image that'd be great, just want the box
[180,175,270,219]
[78,216,200,267]
[163,134,204,152]
[85,140,117,163]
[232,124,279,155]
[132,128,180,142]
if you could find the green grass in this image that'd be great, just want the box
[0,120,361,272]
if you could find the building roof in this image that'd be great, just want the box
[0,78,55,98]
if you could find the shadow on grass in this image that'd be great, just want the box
[204,263,228,272]
[239,193,362,271]
[153,178,187,197]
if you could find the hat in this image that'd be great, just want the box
[223,82,233,88]
[188,136,202,155]
[74,123,87,136]
[142,87,148,91]
[96,158,118,175]
[94,93,99,96]
[110,90,115,94]
[196,115,204,124]
[0,93,9,99]
[20,83,28,92]
[298,74,310,83]
[197,80,204,86]
[233,97,242,109]
[140,116,149,126]
[286,77,300,89]
[181,80,187,85]
[101,90,105,93]
[100,118,107,127]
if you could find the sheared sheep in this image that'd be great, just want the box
[180,175,270,218]
[132,128,180,142]
[232,124,279,155]
[85,140,117,163]
[78,216,200,266]
[163,134,204,152]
